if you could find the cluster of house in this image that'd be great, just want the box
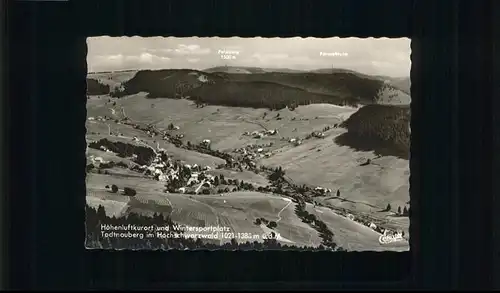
[247,142,273,149]
[109,131,124,137]
[302,131,327,141]
[143,124,182,141]
[242,129,278,139]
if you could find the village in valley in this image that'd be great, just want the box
[87,109,340,197]
[86,95,409,251]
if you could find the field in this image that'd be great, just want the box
[87,173,320,246]
[261,134,410,212]
[85,68,410,251]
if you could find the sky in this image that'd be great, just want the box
[87,37,411,78]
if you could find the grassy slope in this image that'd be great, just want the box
[310,69,411,94]
[86,96,226,167]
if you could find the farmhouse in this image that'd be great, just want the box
[187,178,199,186]
[93,156,104,163]
[153,162,165,168]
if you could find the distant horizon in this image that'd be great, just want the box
[87,65,410,79]
[87,37,411,78]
